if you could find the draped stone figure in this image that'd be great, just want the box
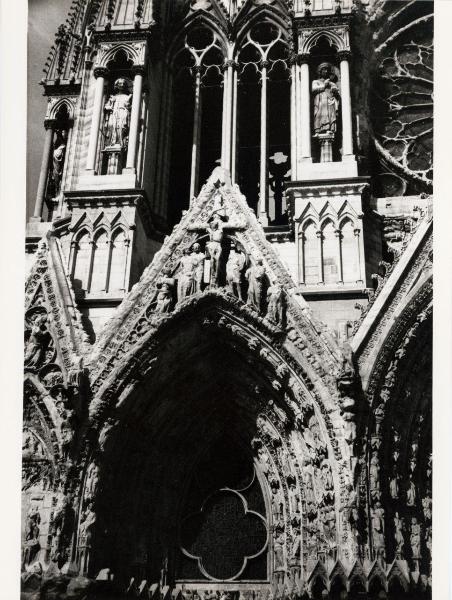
[104,78,132,148]
[246,259,266,311]
[177,248,196,299]
[312,63,340,135]
[191,243,205,293]
[52,130,67,195]
[25,314,51,368]
[226,243,246,300]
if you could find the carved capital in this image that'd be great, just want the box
[298,53,310,65]
[338,50,352,62]
[44,118,56,131]
[131,64,146,77]
[93,66,109,79]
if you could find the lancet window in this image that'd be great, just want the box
[167,27,225,225]
[236,23,291,226]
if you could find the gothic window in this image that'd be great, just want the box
[340,218,357,283]
[236,23,290,224]
[301,221,318,285]
[321,219,339,284]
[90,229,109,292]
[72,230,91,294]
[107,228,128,292]
[167,27,224,226]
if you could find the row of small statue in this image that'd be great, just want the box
[152,242,285,325]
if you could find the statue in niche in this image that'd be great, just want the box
[320,460,334,491]
[24,314,51,368]
[273,534,285,570]
[60,408,75,460]
[266,285,284,325]
[394,512,404,558]
[155,269,176,314]
[104,78,132,149]
[410,517,421,567]
[177,248,196,299]
[422,496,432,521]
[226,242,246,300]
[85,461,100,500]
[246,259,266,311]
[23,505,41,566]
[191,243,205,293]
[370,453,380,501]
[371,502,385,560]
[79,502,96,546]
[52,129,67,195]
[389,470,399,500]
[406,474,416,506]
[312,63,340,136]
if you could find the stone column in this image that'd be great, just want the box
[299,54,312,162]
[316,229,324,284]
[231,64,238,183]
[354,227,365,283]
[290,58,297,180]
[258,61,269,226]
[189,66,203,200]
[32,119,55,221]
[298,231,305,284]
[85,66,108,173]
[339,51,354,159]
[222,60,235,173]
[335,229,343,283]
[124,65,145,173]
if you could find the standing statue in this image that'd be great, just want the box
[104,78,132,148]
[372,502,385,560]
[410,517,421,568]
[191,243,205,293]
[273,534,285,570]
[24,506,41,566]
[266,285,284,325]
[226,243,246,300]
[24,314,51,368]
[52,130,67,195]
[205,214,226,287]
[155,269,176,314]
[406,474,416,506]
[246,258,266,311]
[394,512,404,558]
[177,248,196,300]
[79,502,96,546]
[312,63,340,135]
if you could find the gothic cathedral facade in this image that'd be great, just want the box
[22,1,433,599]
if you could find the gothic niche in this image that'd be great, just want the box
[100,50,134,175]
[46,103,71,219]
[309,37,342,164]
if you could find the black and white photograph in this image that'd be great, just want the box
[2,0,447,599]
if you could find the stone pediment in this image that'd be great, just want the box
[89,168,341,394]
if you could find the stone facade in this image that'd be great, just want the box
[23,1,432,599]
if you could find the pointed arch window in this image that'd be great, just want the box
[322,219,339,284]
[108,228,129,292]
[90,230,109,293]
[71,230,92,294]
[300,221,319,285]
[340,218,358,283]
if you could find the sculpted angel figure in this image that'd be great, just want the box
[104,78,132,148]
[177,248,196,299]
[191,243,205,293]
[155,268,176,314]
[25,314,51,368]
[312,62,340,135]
